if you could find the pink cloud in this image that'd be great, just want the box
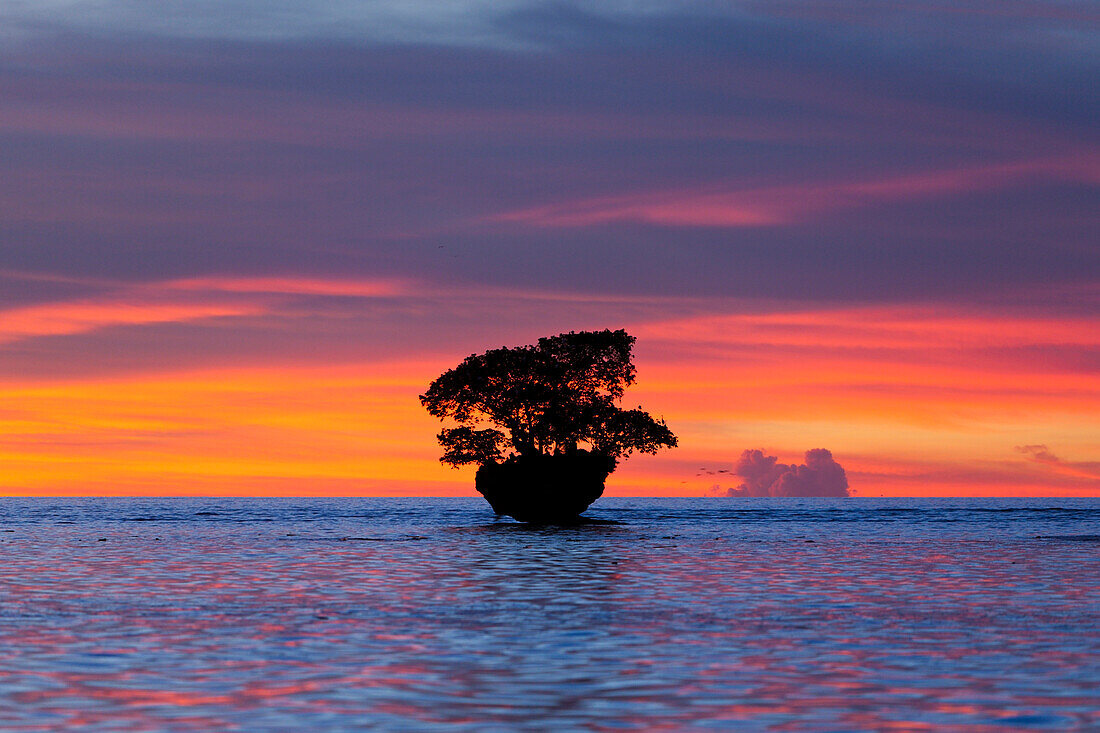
[490,154,1100,228]
[164,276,410,298]
[842,448,1100,495]
[631,305,1100,350]
[0,299,268,345]
[0,275,409,345]
[1016,445,1100,480]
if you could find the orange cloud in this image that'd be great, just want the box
[620,304,1099,496]
[0,287,1096,497]
[0,361,470,496]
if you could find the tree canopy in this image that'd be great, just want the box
[420,329,677,467]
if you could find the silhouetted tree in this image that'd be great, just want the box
[421,329,677,468]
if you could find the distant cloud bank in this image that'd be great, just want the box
[717,448,850,497]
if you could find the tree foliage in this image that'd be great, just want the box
[421,329,677,467]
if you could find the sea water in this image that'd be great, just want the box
[0,497,1096,730]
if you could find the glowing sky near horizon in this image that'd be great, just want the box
[1,1,1097,496]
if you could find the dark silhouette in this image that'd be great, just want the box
[421,329,677,521]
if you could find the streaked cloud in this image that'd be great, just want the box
[0,298,268,345]
[0,361,460,495]
[0,289,1096,496]
[0,1,727,45]
[1016,444,1100,481]
[164,276,411,298]
[490,155,1100,228]
[0,1,1095,495]
[0,276,409,345]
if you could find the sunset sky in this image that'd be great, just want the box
[1,1,1097,496]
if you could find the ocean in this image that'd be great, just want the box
[0,497,1096,730]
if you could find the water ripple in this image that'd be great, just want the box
[0,498,1096,730]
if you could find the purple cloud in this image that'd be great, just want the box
[0,2,1095,309]
[720,448,850,497]
[1016,444,1100,480]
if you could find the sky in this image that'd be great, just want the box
[0,0,1097,496]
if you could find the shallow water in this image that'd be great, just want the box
[0,497,1097,731]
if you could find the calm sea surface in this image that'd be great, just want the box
[0,497,1096,731]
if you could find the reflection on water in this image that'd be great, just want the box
[0,498,1097,730]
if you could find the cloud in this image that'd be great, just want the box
[718,448,850,497]
[489,155,1100,229]
[1017,444,1100,480]
[0,1,723,46]
[0,298,268,345]
[1016,444,1062,465]
[164,276,410,298]
[0,276,409,346]
[1,5,1095,303]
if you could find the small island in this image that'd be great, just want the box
[420,329,677,522]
